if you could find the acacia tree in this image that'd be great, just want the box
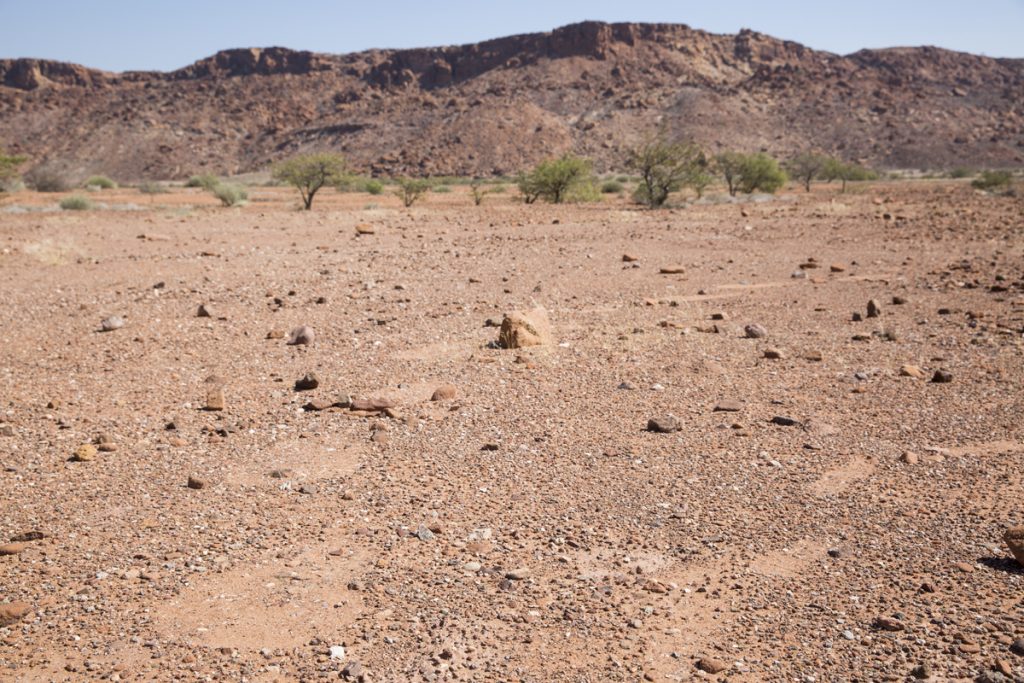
[822,158,877,193]
[517,155,593,204]
[627,135,706,208]
[786,152,829,192]
[713,152,745,196]
[273,153,346,210]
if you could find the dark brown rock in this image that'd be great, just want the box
[647,415,681,433]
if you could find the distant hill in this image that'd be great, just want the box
[1,21,1021,180]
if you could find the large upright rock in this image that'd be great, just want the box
[1005,526,1024,566]
[498,307,552,349]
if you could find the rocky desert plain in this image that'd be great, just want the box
[0,179,1022,683]
[2,19,1024,683]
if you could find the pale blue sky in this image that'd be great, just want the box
[1,0,1022,71]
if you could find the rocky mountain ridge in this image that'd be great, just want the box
[1,21,1021,179]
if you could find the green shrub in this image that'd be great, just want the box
[60,195,93,210]
[714,152,787,195]
[517,155,594,204]
[627,136,707,207]
[394,177,432,207]
[601,179,624,194]
[138,181,169,195]
[25,168,69,193]
[432,184,452,193]
[470,179,506,205]
[971,170,1013,192]
[566,178,601,203]
[0,149,26,192]
[84,175,117,190]
[737,153,787,194]
[211,183,248,206]
[186,173,220,191]
[949,167,975,179]
[273,153,347,210]
[364,179,384,195]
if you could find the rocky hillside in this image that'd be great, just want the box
[1,22,1021,180]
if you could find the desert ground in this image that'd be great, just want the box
[1,182,1022,682]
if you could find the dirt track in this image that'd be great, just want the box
[1,182,1023,681]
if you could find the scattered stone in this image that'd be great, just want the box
[355,223,375,235]
[72,444,97,462]
[647,415,681,433]
[287,325,315,345]
[1004,526,1024,566]
[902,451,920,465]
[505,568,530,580]
[9,531,45,543]
[900,365,927,379]
[196,304,213,318]
[0,601,31,627]
[299,484,318,495]
[302,399,334,412]
[294,373,319,391]
[0,542,27,556]
[431,384,457,401]
[770,416,800,427]
[350,398,395,413]
[713,401,743,412]
[329,645,346,661]
[830,263,846,273]
[764,348,784,359]
[622,254,639,262]
[266,329,285,340]
[100,316,124,332]
[204,387,225,411]
[696,657,728,674]
[659,266,686,274]
[97,442,117,452]
[744,324,768,339]
[931,370,953,383]
[893,296,908,305]
[186,476,206,490]
[498,307,553,348]
[873,616,905,631]
[341,660,365,680]
[1010,638,1024,656]
[910,663,933,679]
[867,299,881,318]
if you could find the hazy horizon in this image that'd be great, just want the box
[1,0,1022,72]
